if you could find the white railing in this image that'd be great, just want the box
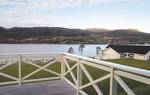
[0,52,149,95]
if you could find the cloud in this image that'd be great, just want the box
[30,0,117,9]
[0,0,86,27]
[0,8,62,27]
[0,0,141,28]
[30,0,77,9]
[0,0,29,5]
[0,0,80,7]
[0,0,140,9]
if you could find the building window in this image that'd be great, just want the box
[121,53,134,58]
[121,54,126,58]
[128,54,134,58]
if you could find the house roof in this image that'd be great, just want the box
[106,45,150,54]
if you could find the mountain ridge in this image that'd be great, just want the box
[0,26,149,44]
[86,28,142,33]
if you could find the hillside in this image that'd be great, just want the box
[86,28,150,44]
[0,27,150,44]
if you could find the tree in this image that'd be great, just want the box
[96,46,101,55]
[79,44,85,55]
[68,47,74,54]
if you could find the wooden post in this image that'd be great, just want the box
[109,67,117,95]
[18,55,22,86]
[61,54,65,80]
[77,59,82,95]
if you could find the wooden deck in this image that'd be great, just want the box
[0,80,76,95]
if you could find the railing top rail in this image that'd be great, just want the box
[0,52,149,77]
[61,53,150,77]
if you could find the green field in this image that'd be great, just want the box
[0,58,149,95]
[107,58,150,70]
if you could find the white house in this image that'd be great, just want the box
[96,45,150,60]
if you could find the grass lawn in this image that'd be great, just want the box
[0,58,149,95]
[0,61,61,82]
[107,58,150,70]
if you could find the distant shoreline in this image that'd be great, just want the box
[0,27,150,44]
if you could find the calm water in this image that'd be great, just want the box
[0,44,107,57]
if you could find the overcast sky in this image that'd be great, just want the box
[0,0,150,33]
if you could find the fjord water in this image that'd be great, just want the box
[0,44,107,57]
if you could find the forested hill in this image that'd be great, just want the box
[0,26,150,44]
[0,27,89,37]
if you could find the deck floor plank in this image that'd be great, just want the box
[0,80,76,95]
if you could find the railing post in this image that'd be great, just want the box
[18,54,22,86]
[109,67,117,95]
[61,54,65,79]
[77,59,82,95]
